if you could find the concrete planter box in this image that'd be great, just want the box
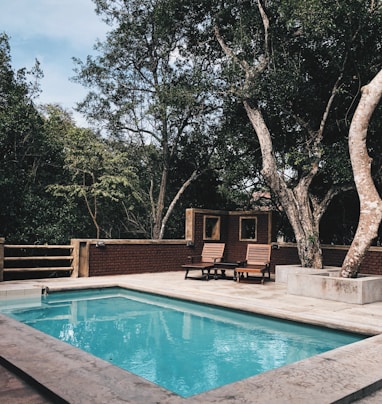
[276,265,382,304]
[275,265,341,284]
[275,265,327,284]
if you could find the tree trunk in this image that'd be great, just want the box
[341,69,382,277]
[152,165,168,239]
[287,186,323,268]
[152,165,202,240]
[84,188,100,239]
[158,169,200,239]
[244,101,323,268]
[214,4,346,269]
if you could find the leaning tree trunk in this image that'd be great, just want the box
[152,165,168,240]
[341,69,382,278]
[215,2,346,269]
[244,101,323,268]
[158,169,201,239]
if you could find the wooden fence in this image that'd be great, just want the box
[1,237,382,282]
[0,239,75,281]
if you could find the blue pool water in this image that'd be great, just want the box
[1,288,364,397]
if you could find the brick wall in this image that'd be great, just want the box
[3,210,381,280]
[83,209,382,277]
[322,246,382,275]
[86,241,382,277]
[225,213,271,261]
[271,244,382,275]
[269,246,300,272]
[89,242,193,276]
[87,209,274,277]
[361,250,382,275]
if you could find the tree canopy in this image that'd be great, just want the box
[73,0,226,238]
[1,0,381,259]
[180,0,382,267]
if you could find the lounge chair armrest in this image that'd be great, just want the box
[260,263,271,274]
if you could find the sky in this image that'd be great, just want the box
[0,0,109,126]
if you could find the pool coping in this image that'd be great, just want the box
[1,274,382,403]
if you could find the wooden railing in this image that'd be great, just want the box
[2,243,74,280]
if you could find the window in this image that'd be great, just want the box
[240,217,257,241]
[203,216,221,240]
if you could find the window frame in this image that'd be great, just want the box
[239,216,258,241]
[203,215,221,241]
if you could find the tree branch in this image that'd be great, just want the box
[257,0,270,57]
[159,169,201,239]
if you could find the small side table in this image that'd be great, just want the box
[213,261,245,280]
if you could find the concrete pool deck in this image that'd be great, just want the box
[1,271,382,403]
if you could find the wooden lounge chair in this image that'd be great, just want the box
[182,243,225,280]
[235,244,271,284]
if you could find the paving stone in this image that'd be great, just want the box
[1,272,382,403]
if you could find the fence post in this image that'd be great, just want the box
[79,241,90,277]
[70,239,79,278]
[70,239,89,278]
[0,238,4,282]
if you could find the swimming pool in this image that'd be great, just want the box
[0,287,364,398]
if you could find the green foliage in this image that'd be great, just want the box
[216,1,380,192]
[0,33,145,242]
[2,1,382,245]
[45,118,141,238]
[0,33,54,242]
[178,0,382,244]
[74,0,225,238]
